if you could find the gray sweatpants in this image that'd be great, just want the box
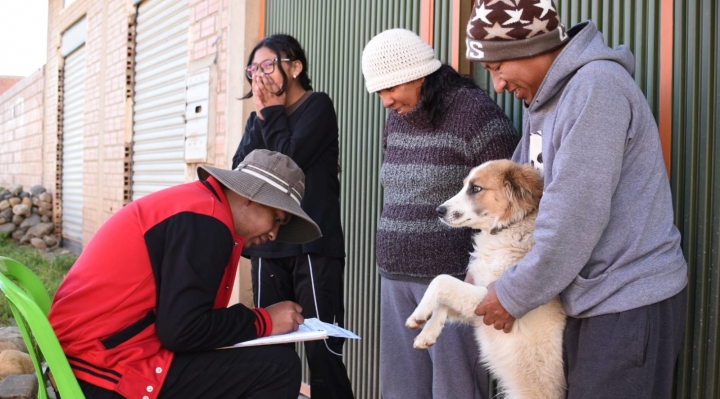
[380,276,489,399]
[563,285,688,399]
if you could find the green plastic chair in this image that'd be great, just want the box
[0,257,52,316]
[0,256,85,399]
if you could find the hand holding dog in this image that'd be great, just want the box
[265,301,304,335]
[475,281,515,333]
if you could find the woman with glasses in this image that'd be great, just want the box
[231,34,353,399]
[361,29,519,399]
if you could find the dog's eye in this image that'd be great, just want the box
[472,185,482,193]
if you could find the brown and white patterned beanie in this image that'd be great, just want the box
[466,0,569,62]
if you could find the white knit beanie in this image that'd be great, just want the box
[361,29,442,93]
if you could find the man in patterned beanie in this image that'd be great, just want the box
[466,1,688,399]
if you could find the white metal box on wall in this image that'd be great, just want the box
[184,68,210,163]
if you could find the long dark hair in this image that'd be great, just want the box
[420,64,479,127]
[242,34,313,99]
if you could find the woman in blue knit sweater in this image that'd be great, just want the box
[362,29,519,399]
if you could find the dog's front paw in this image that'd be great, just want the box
[406,298,437,330]
[406,304,433,329]
[406,315,427,330]
[413,331,437,349]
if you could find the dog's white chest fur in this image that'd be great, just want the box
[469,227,535,286]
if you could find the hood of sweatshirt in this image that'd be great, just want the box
[530,21,635,111]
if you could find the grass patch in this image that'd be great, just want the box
[0,234,77,325]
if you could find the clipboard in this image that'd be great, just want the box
[230,318,360,348]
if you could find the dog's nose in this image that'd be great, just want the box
[436,205,447,216]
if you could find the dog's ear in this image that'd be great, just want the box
[503,163,544,213]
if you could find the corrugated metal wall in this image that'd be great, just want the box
[264,1,421,398]
[472,0,662,132]
[432,0,454,63]
[672,1,719,398]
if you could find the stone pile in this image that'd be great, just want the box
[0,326,56,399]
[0,185,58,251]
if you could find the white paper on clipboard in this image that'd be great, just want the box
[230,318,360,348]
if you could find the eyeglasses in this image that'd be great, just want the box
[245,58,291,79]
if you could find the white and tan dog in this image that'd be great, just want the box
[405,159,566,399]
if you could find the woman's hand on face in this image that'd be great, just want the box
[251,76,266,119]
[253,74,286,116]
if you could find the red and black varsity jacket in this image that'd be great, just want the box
[48,177,272,399]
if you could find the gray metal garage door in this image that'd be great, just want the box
[131,0,189,200]
[61,45,86,250]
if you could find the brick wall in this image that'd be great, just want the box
[81,1,131,232]
[0,68,45,189]
[189,0,229,167]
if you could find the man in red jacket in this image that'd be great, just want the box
[49,149,322,399]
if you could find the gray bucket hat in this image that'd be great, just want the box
[197,149,321,244]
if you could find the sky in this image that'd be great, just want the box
[0,0,49,77]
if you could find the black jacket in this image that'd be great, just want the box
[232,91,345,258]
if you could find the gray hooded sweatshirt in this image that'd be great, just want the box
[497,21,687,318]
